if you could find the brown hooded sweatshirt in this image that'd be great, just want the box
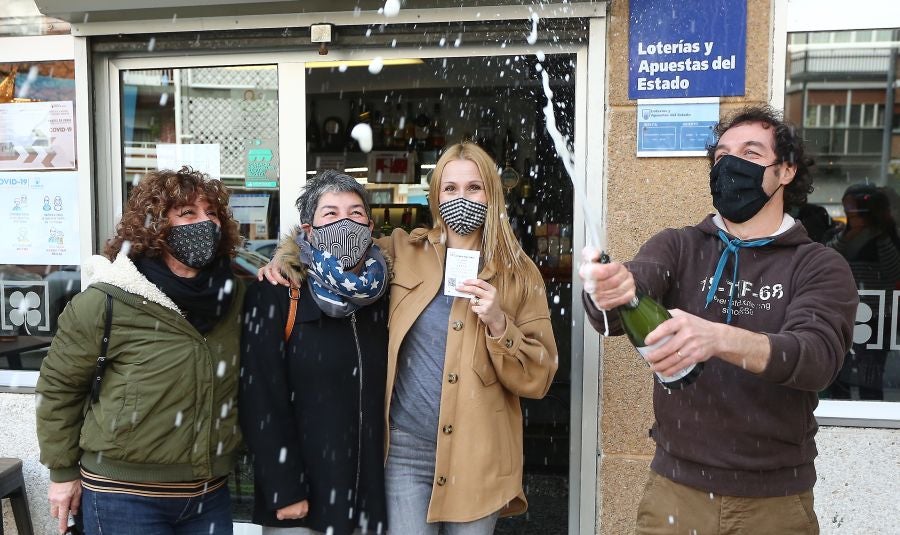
[585,214,858,497]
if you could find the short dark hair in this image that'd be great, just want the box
[104,166,242,260]
[707,105,815,212]
[295,169,370,225]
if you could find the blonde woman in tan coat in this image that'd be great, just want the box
[260,142,558,533]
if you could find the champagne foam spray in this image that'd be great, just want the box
[539,68,602,248]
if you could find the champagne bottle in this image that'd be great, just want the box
[306,103,321,153]
[429,102,445,149]
[599,253,703,389]
[380,208,394,237]
[400,207,413,231]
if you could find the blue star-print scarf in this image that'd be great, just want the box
[297,237,388,318]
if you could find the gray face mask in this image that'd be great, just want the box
[166,219,221,269]
[311,218,373,270]
[439,197,488,236]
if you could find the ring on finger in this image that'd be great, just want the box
[473,296,481,306]
[676,351,684,359]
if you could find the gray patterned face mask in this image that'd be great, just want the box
[439,197,488,235]
[311,218,372,270]
[166,219,221,269]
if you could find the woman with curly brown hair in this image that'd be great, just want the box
[36,166,246,535]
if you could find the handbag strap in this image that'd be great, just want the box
[90,294,113,404]
[285,285,300,341]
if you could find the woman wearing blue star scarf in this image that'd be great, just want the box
[240,170,389,535]
[259,144,559,533]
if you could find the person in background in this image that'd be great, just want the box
[36,167,245,535]
[579,106,858,535]
[825,183,900,400]
[793,201,835,244]
[239,170,389,535]
[260,142,558,533]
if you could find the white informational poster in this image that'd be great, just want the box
[231,193,271,225]
[0,171,80,265]
[636,97,719,157]
[0,101,76,170]
[156,143,221,179]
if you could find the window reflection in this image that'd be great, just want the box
[786,28,900,401]
[121,65,280,242]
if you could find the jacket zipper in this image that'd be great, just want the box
[350,312,363,511]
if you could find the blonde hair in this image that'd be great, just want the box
[428,142,542,291]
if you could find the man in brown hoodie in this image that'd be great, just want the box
[579,105,858,535]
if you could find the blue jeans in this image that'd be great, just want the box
[385,427,499,535]
[81,483,233,535]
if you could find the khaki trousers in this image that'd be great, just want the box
[635,471,819,535]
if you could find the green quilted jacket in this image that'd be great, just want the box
[36,253,245,483]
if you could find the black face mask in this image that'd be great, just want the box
[709,154,782,223]
[166,219,221,269]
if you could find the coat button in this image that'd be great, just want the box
[447,373,459,384]
[452,320,464,331]
[504,339,513,348]
[442,424,453,435]
[437,475,447,486]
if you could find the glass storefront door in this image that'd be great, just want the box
[120,64,282,277]
[108,44,583,534]
[304,53,576,534]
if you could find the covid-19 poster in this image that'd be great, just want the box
[0,101,76,171]
[0,171,80,265]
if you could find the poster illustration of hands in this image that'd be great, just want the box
[0,101,76,171]
[0,171,80,265]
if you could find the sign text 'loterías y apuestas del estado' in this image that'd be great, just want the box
[628,0,747,100]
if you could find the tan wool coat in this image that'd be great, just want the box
[379,227,559,523]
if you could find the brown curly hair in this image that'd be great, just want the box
[706,105,815,212]
[103,167,242,261]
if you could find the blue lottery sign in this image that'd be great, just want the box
[629,0,746,99]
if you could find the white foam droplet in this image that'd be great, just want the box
[351,123,374,153]
[216,360,226,378]
[368,57,384,74]
[174,411,183,427]
[383,0,401,18]
[278,447,287,463]
[526,13,539,45]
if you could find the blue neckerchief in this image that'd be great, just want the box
[704,230,773,324]
[297,238,387,318]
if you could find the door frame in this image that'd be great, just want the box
[90,15,606,535]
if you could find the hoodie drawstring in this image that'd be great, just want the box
[705,230,773,324]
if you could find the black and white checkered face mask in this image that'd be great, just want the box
[311,218,373,270]
[439,197,488,236]
[166,219,221,269]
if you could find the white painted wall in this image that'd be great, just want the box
[815,427,900,534]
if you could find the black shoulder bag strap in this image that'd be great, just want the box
[90,294,113,404]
